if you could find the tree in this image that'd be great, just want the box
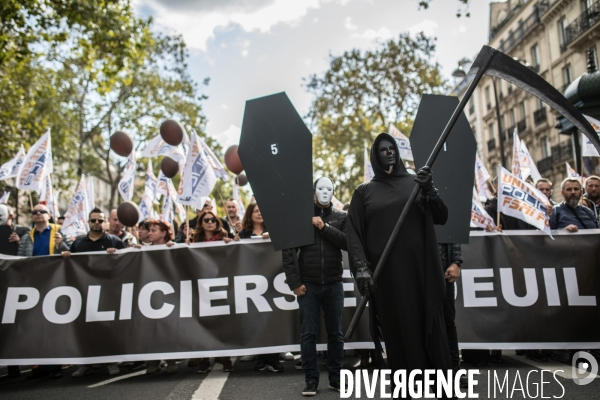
[418,0,471,17]
[305,33,447,201]
[0,0,212,212]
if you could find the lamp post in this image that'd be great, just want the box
[492,77,506,168]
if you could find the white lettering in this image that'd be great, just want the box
[380,369,391,398]
[86,285,115,322]
[42,286,82,324]
[119,283,134,320]
[272,272,298,310]
[180,280,192,318]
[198,278,230,317]
[340,369,352,398]
[563,268,596,306]
[462,269,497,307]
[138,281,175,319]
[234,275,273,314]
[500,268,538,307]
[2,287,40,324]
[542,269,561,306]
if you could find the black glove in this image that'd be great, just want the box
[415,166,436,195]
[353,260,375,297]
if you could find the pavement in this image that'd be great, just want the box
[1,351,599,399]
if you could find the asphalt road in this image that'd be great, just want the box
[1,351,599,399]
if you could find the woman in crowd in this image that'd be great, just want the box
[237,203,269,240]
[192,210,233,243]
[175,223,189,243]
[144,220,177,374]
[192,210,234,373]
[138,220,150,244]
[237,203,284,372]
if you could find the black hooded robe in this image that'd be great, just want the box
[347,133,453,386]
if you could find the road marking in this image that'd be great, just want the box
[0,368,31,378]
[87,369,147,388]
[191,358,236,400]
[504,356,598,380]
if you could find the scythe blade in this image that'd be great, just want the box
[469,45,600,154]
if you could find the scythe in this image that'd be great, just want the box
[345,45,600,340]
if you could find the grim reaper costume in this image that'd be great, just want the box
[347,133,452,377]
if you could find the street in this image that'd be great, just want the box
[1,351,599,399]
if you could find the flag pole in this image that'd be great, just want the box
[215,185,234,230]
[497,165,501,229]
[28,191,33,210]
[186,206,191,243]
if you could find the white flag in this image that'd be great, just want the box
[388,124,413,161]
[363,147,374,183]
[511,128,521,178]
[233,181,245,220]
[332,196,345,210]
[40,175,59,220]
[155,170,169,199]
[141,134,174,158]
[62,175,90,237]
[138,161,158,222]
[161,184,174,226]
[565,162,583,185]
[0,145,26,181]
[474,154,493,202]
[581,115,600,157]
[177,130,217,210]
[86,176,95,212]
[471,193,496,229]
[118,151,136,201]
[0,191,10,204]
[17,129,53,194]
[498,167,552,237]
[168,179,186,223]
[518,140,542,182]
[202,140,230,181]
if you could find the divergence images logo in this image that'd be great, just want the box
[572,351,598,385]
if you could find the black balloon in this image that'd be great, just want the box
[235,173,248,186]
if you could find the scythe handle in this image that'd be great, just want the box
[344,49,497,341]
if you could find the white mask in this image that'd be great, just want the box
[0,205,9,226]
[315,178,334,206]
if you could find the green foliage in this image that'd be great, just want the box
[0,0,211,212]
[305,33,448,201]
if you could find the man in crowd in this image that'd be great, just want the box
[107,209,137,246]
[550,177,599,231]
[581,176,600,222]
[282,177,347,396]
[19,203,71,379]
[57,216,65,225]
[438,243,465,386]
[61,207,126,377]
[225,198,243,235]
[535,178,557,206]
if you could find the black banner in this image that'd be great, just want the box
[1,231,599,364]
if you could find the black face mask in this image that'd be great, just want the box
[377,139,396,171]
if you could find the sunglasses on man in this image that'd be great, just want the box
[89,219,105,224]
[203,217,217,223]
[31,210,49,215]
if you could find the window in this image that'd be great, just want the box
[541,137,551,158]
[509,109,516,126]
[489,123,495,140]
[501,114,506,132]
[581,0,593,12]
[589,46,598,70]
[485,86,492,110]
[519,102,526,120]
[530,44,540,70]
[563,64,573,86]
[558,17,568,51]
[537,97,544,110]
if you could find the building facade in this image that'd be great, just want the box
[453,0,599,196]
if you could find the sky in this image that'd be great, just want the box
[132,0,495,149]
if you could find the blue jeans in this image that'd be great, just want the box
[298,281,344,385]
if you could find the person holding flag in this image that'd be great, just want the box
[550,177,599,231]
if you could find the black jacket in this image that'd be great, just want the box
[282,204,347,290]
[437,243,462,270]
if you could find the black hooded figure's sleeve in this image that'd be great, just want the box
[422,192,448,225]
[346,184,371,273]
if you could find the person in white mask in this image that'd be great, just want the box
[282,177,348,396]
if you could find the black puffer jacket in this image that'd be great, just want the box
[437,243,463,270]
[282,204,347,290]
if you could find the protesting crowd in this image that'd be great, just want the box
[0,119,599,398]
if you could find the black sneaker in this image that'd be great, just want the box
[329,381,341,391]
[266,361,284,372]
[302,382,318,396]
[295,360,303,370]
[460,375,468,388]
